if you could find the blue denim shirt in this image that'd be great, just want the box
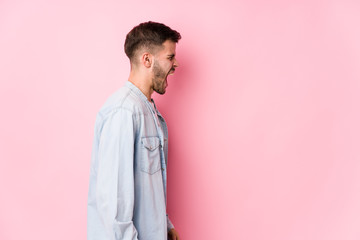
[87,81,174,240]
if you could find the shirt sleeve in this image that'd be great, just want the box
[96,108,138,240]
[166,214,175,232]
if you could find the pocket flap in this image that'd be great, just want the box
[141,137,160,151]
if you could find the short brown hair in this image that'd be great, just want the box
[124,21,181,62]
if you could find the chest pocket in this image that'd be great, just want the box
[140,137,161,174]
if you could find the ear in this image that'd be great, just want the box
[141,52,152,68]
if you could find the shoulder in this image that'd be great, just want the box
[96,84,148,121]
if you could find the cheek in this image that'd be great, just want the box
[162,60,172,69]
[167,63,173,70]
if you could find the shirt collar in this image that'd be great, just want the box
[125,81,149,103]
[125,81,164,118]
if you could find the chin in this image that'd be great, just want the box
[156,89,166,95]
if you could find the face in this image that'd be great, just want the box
[151,40,178,94]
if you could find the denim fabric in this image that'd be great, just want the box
[87,81,174,240]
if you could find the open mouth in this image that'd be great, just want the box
[168,68,175,75]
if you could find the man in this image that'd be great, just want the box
[87,22,181,240]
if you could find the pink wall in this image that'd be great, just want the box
[1,0,360,239]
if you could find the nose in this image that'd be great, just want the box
[173,58,179,68]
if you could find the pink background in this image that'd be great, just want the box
[1,0,360,239]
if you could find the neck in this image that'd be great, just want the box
[128,70,153,102]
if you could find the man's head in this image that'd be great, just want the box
[125,21,181,64]
[125,21,181,95]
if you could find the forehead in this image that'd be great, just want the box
[158,40,176,55]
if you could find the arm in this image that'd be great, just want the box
[96,108,138,240]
